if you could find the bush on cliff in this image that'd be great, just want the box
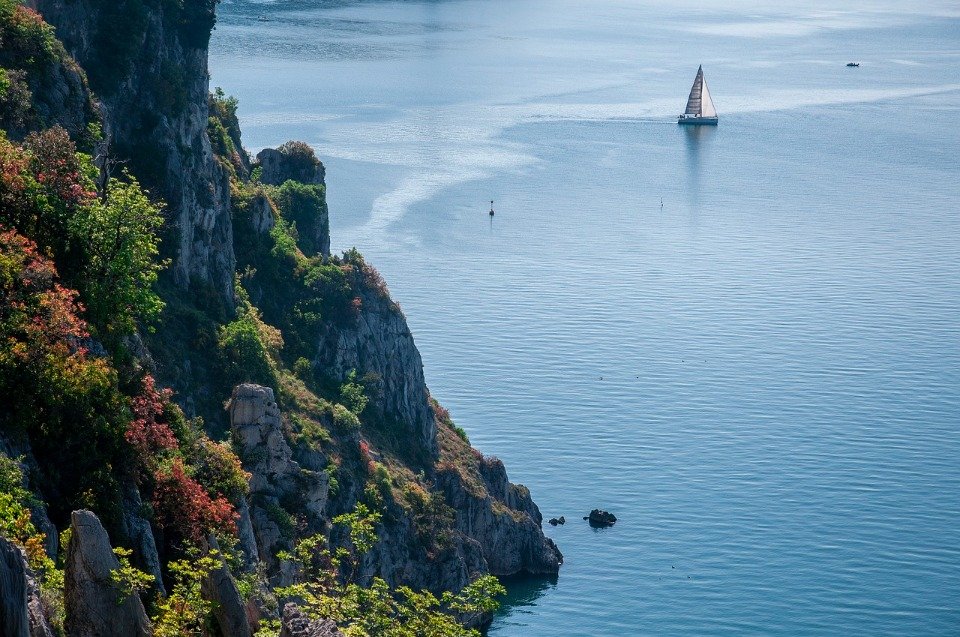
[273,179,327,256]
[276,502,506,637]
[1,128,167,339]
[70,169,167,336]
[0,226,128,524]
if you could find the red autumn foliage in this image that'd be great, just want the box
[359,439,374,473]
[0,139,28,199]
[125,374,177,468]
[152,458,237,543]
[24,128,96,207]
[430,400,450,424]
[0,228,89,371]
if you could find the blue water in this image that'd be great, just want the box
[210,1,960,633]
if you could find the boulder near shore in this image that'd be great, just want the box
[585,510,617,527]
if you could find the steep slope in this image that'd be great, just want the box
[0,1,561,633]
[30,0,236,309]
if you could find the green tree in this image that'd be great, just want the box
[340,369,369,416]
[69,170,167,335]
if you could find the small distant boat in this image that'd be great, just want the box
[846,62,860,67]
[257,15,270,22]
[489,200,495,217]
[678,65,718,126]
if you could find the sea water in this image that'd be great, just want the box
[210,1,960,633]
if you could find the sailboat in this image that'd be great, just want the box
[678,65,718,126]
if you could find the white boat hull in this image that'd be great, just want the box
[678,116,718,125]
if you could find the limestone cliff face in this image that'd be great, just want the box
[313,278,437,456]
[229,383,560,599]
[33,0,235,309]
[229,384,330,572]
[0,2,98,143]
[438,457,562,577]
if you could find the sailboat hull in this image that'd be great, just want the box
[678,116,718,125]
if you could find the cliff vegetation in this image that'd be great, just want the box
[0,1,560,635]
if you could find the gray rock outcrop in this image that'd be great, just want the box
[230,384,329,570]
[257,146,325,186]
[313,276,436,455]
[0,536,54,637]
[438,456,562,577]
[255,144,330,258]
[118,480,165,595]
[279,603,343,637]
[201,535,252,637]
[64,510,151,637]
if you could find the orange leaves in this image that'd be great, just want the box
[0,228,88,373]
[152,458,238,543]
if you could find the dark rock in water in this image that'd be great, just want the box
[548,518,559,526]
[586,509,617,527]
[558,516,565,525]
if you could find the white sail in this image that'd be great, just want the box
[700,74,717,118]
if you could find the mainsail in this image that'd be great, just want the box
[684,65,716,118]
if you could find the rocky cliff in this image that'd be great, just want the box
[0,0,562,633]
[0,536,53,637]
[64,511,152,637]
[31,0,235,309]
[313,273,437,456]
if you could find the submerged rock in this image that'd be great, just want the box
[585,509,617,528]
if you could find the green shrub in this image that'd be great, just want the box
[339,369,368,416]
[293,357,313,382]
[332,404,360,432]
[275,503,505,635]
[291,414,331,451]
[0,67,30,130]
[325,463,339,498]
[261,500,294,541]
[273,180,327,256]
[218,313,276,389]
[70,170,167,336]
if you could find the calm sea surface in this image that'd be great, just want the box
[210,1,960,633]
